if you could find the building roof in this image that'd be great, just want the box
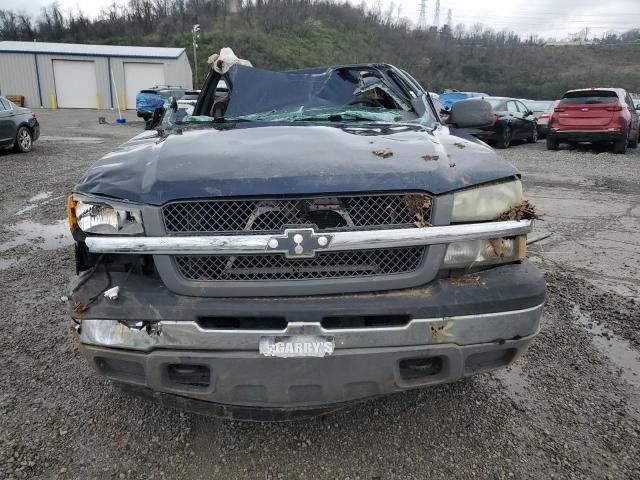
[0,41,185,59]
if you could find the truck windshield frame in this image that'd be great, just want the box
[189,63,439,128]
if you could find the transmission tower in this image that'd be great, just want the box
[417,0,428,30]
[433,0,440,30]
[447,8,453,27]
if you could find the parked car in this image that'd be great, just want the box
[438,91,489,110]
[147,84,224,130]
[547,88,640,153]
[0,95,40,153]
[524,100,557,138]
[68,60,545,420]
[472,97,538,148]
[177,89,201,108]
[135,85,187,124]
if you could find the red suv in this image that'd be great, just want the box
[547,88,640,154]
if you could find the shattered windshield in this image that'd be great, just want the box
[226,105,409,123]
[174,64,437,127]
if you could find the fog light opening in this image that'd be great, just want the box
[399,356,443,381]
[167,364,210,387]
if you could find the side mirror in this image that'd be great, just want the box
[446,99,494,128]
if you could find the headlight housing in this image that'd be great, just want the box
[68,195,144,235]
[452,180,522,222]
[443,236,526,269]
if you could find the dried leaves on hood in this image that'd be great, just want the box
[403,194,432,228]
[497,200,541,221]
[372,148,393,158]
[73,302,89,314]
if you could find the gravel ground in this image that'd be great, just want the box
[0,110,639,479]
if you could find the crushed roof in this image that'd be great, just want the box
[0,41,185,59]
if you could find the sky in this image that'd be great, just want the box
[1,0,639,40]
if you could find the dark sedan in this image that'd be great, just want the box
[0,96,40,153]
[473,97,538,148]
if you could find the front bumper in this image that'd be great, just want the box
[74,261,545,418]
[30,119,40,141]
[82,333,538,420]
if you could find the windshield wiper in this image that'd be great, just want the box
[293,113,397,122]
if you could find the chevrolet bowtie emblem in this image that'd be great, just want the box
[266,228,334,258]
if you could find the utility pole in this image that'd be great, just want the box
[447,8,452,27]
[192,24,201,87]
[433,0,440,30]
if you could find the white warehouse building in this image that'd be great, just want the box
[0,41,192,110]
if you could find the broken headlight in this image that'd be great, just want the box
[443,236,526,269]
[451,180,522,222]
[68,195,144,235]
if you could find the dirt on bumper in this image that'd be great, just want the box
[72,261,545,418]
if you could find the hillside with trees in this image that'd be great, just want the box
[1,0,639,99]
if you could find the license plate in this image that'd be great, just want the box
[259,335,335,358]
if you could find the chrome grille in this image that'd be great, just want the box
[162,193,432,234]
[174,247,425,281]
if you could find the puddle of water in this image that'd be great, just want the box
[0,258,19,270]
[28,192,52,203]
[495,361,529,398]
[15,205,37,215]
[0,220,72,252]
[15,193,64,215]
[39,135,103,144]
[572,304,640,388]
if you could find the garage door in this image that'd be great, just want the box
[53,60,98,109]
[124,63,165,110]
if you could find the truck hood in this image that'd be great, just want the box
[74,123,519,205]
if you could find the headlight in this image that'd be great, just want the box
[443,236,526,269]
[68,195,144,235]
[452,180,522,222]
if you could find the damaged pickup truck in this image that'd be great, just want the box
[68,57,545,420]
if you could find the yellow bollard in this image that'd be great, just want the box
[96,93,100,110]
[121,93,126,111]
[50,92,57,109]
